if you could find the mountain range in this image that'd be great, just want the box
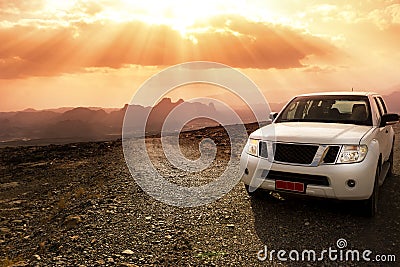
[0,98,224,146]
[384,90,400,114]
[0,91,399,146]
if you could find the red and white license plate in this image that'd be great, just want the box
[275,180,305,193]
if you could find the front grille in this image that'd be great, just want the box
[274,143,318,165]
[263,170,330,186]
[323,146,340,163]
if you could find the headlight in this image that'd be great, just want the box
[337,145,368,163]
[247,139,259,157]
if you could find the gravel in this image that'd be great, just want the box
[0,123,399,266]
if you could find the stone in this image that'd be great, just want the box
[0,227,10,233]
[0,182,19,189]
[96,259,105,265]
[64,215,82,228]
[70,235,79,241]
[32,254,41,261]
[121,249,134,255]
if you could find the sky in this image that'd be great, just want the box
[0,0,400,111]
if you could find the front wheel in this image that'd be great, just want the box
[362,164,379,217]
[244,184,257,196]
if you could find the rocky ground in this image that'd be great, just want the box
[0,123,399,266]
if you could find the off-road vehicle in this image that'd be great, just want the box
[240,92,398,216]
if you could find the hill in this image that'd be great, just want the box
[0,99,222,146]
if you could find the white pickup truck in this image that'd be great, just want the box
[240,92,399,216]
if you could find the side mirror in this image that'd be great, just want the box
[380,113,399,127]
[269,112,278,121]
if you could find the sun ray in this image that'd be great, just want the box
[42,0,250,36]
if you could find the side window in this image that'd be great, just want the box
[285,101,298,120]
[374,97,383,117]
[377,97,387,114]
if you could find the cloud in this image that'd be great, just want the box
[368,3,400,29]
[0,15,340,79]
[302,65,344,73]
[0,0,44,11]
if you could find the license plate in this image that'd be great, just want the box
[275,180,305,193]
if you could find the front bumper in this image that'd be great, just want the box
[240,149,378,200]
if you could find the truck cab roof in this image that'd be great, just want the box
[297,91,379,97]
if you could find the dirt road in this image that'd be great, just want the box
[1,124,399,266]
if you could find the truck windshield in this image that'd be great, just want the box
[276,95,372,126]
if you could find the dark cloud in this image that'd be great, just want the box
[0,15,340,79]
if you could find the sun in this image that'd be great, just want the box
[45,0,248,35]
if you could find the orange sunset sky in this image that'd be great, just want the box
[1,0,400,111]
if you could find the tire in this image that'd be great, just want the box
[244,184,257,196]
[363,164,379,217]
[388,143,394,178]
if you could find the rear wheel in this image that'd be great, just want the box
[362,164,379,217]
[388,143,394,177]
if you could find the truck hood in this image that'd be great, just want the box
[250,122,372,144]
